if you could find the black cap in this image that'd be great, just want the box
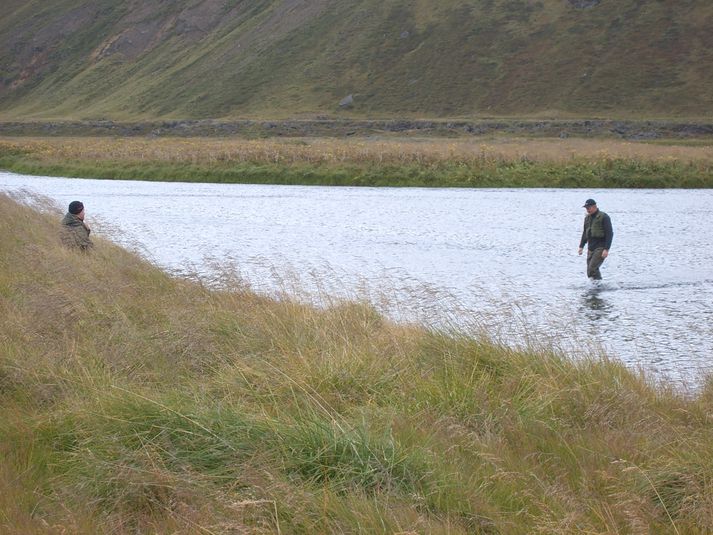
[68,201,84,215]
[583,198,596,207]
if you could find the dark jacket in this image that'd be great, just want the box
[579,209,613,251]
[60,213,93,250]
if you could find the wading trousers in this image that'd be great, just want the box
[586,247,606,280]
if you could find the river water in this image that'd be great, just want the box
[2,171,712,387]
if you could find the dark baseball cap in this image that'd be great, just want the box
[68,200,84,214]
[583,198,596,207]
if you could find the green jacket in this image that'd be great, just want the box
[579,210,613,250]
[60,213,93,250]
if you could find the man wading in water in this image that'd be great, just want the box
[578,198,613,280]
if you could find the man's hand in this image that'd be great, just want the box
[578,247,583,256]
[601,249,609,258]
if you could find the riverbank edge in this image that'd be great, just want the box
[3,146,713,188]
[2,193,713,532]
[3,118,713,140]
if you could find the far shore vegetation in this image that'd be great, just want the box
[2,135,713,188]
[2,193,713,533]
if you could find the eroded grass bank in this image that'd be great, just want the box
[1,194,713,534]
[2,136,713,187]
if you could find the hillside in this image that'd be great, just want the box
[2,194,713,533]
[1,0,713,120]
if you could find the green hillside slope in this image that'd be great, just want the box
[2,0,713,120]
[3,194,713,533]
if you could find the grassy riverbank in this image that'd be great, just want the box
[2,194,713,534]
[2,136,713,188]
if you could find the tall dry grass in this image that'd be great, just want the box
[3,135,713,167]
[1,193,713,533]
[2,135,713,188]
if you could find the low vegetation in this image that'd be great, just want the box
[2,135,713,188]
[1,193,712,533]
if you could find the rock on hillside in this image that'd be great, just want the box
[569,0,601,8]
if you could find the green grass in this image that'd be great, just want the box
[2,143,713,188]
[2,193,713,533]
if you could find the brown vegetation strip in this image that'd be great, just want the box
[3,136,713,167]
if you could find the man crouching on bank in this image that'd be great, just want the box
[61,200,93,250]
[578,198,613,280]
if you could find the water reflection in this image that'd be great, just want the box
[580,284,613,322]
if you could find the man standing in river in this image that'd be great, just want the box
[578,198,613,280]
[60,200,93,250]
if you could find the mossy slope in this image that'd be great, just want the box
[2,1,713,120]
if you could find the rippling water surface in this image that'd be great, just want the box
[2,171,712,386]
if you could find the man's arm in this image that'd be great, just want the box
[603,214,613,251]
[76,224,93,250]
[578,221,588,253]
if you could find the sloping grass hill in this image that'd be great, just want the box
[1,0,713,120]
[2,194,713,533]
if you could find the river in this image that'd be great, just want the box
[2,171,712,387]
